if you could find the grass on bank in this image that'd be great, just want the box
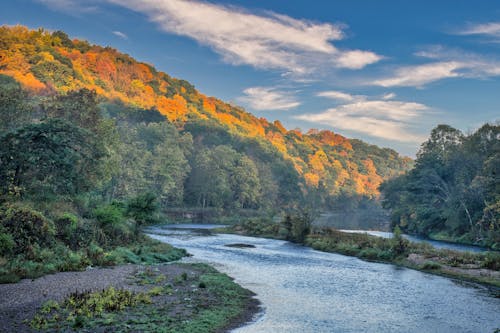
[30,263,256,333]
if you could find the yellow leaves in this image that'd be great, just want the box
[36,51,55,62]
[308,150,328,173]
[136,63,153,82]
[14,72,46,92]
[131,79,146,91]
[273,120,287,134]
[266,132,287,154]
[304,173,320,188]
[202,96,216,114]
[157,94,188,122]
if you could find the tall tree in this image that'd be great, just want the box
[0,119,104,197]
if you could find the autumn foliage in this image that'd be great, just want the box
[0,25,411,199]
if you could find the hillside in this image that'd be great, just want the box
[0,25,411,211]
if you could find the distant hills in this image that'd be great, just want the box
[0,25,412,210]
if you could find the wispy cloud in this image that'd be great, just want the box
[316,90,364,102]
[373,61,463,87]
[112,30,128,39]
[372,46,500,87]
[108,0,382,76]
[297,91,429,142]
[239,87,300,111]
[382,92,396,100]
[458,22,500,39]
[35,0,99,13]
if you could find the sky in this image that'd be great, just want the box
[1,0,500,156]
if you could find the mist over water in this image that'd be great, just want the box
[148,225,500,333]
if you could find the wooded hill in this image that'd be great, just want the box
[0,25,411,213]
[381,124,499,248]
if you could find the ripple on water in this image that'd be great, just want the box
[147,225,500,333]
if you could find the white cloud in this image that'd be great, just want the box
[108,0,382,75]
[373,61,463,87]
[296,97,429,142]
[382,92,396,100]
[373,45,500,88]
[335,50,383,69]
[316,90,364,102]
[239,87,300,110]
[35,0,98,12]
[112,30,128,39]
[458,22,500,38]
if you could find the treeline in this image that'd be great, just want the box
[380,124,499,248]
[0,25,411,209]
[0,26,414,281]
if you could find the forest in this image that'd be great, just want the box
[380,124,500,248]
[0,26,412,281]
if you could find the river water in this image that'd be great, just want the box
[147,225,500,333]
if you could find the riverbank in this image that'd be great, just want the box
[222,222,500,289]
[0,262,259,332]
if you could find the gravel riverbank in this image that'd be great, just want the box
[0,263,259,332]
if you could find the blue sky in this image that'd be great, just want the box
[1,0,500,156]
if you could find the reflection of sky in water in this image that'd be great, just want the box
[147,225,500,333]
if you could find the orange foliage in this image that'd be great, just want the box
[202,96,216,114]
[0,25,410,198]
[157,94,188,122]
[308,150,328,173]
[304,173,320,188]
[95,57,117,82]
[273,120,287,134]
[15,72,45,92]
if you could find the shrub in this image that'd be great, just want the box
[58,251,89,271]
[94,204,125,227]
[421,261,441,270]
[359,248,380,260]
[94,204,135,246]
[126,192,158,229]
[0,204,55,254]
[0,229,14,255]
[481,252,500,270]
[390,225,409,257]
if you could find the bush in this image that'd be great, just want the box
[126,193,158,229]
[94,204,125,227]
[421,261,441,270]
[94,204,135,246]
[481,252,500,270]
[0,204,55,254]
[58,251,89,271]
[390,226,409,257]
[0,229,14,255]
[359,248,380,260]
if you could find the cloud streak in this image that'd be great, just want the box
[372,46,500,87]
[112,30,128,39]
[316,90,364,102]
[458,22,500,38]
[373,61,463,87]
[297,91,428,142]
[35,0,99,13]
[239,87,300,111]
[108,0,382,75]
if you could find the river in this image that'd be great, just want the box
[146,225,500,333]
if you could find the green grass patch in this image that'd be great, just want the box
[30,263,256,333]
